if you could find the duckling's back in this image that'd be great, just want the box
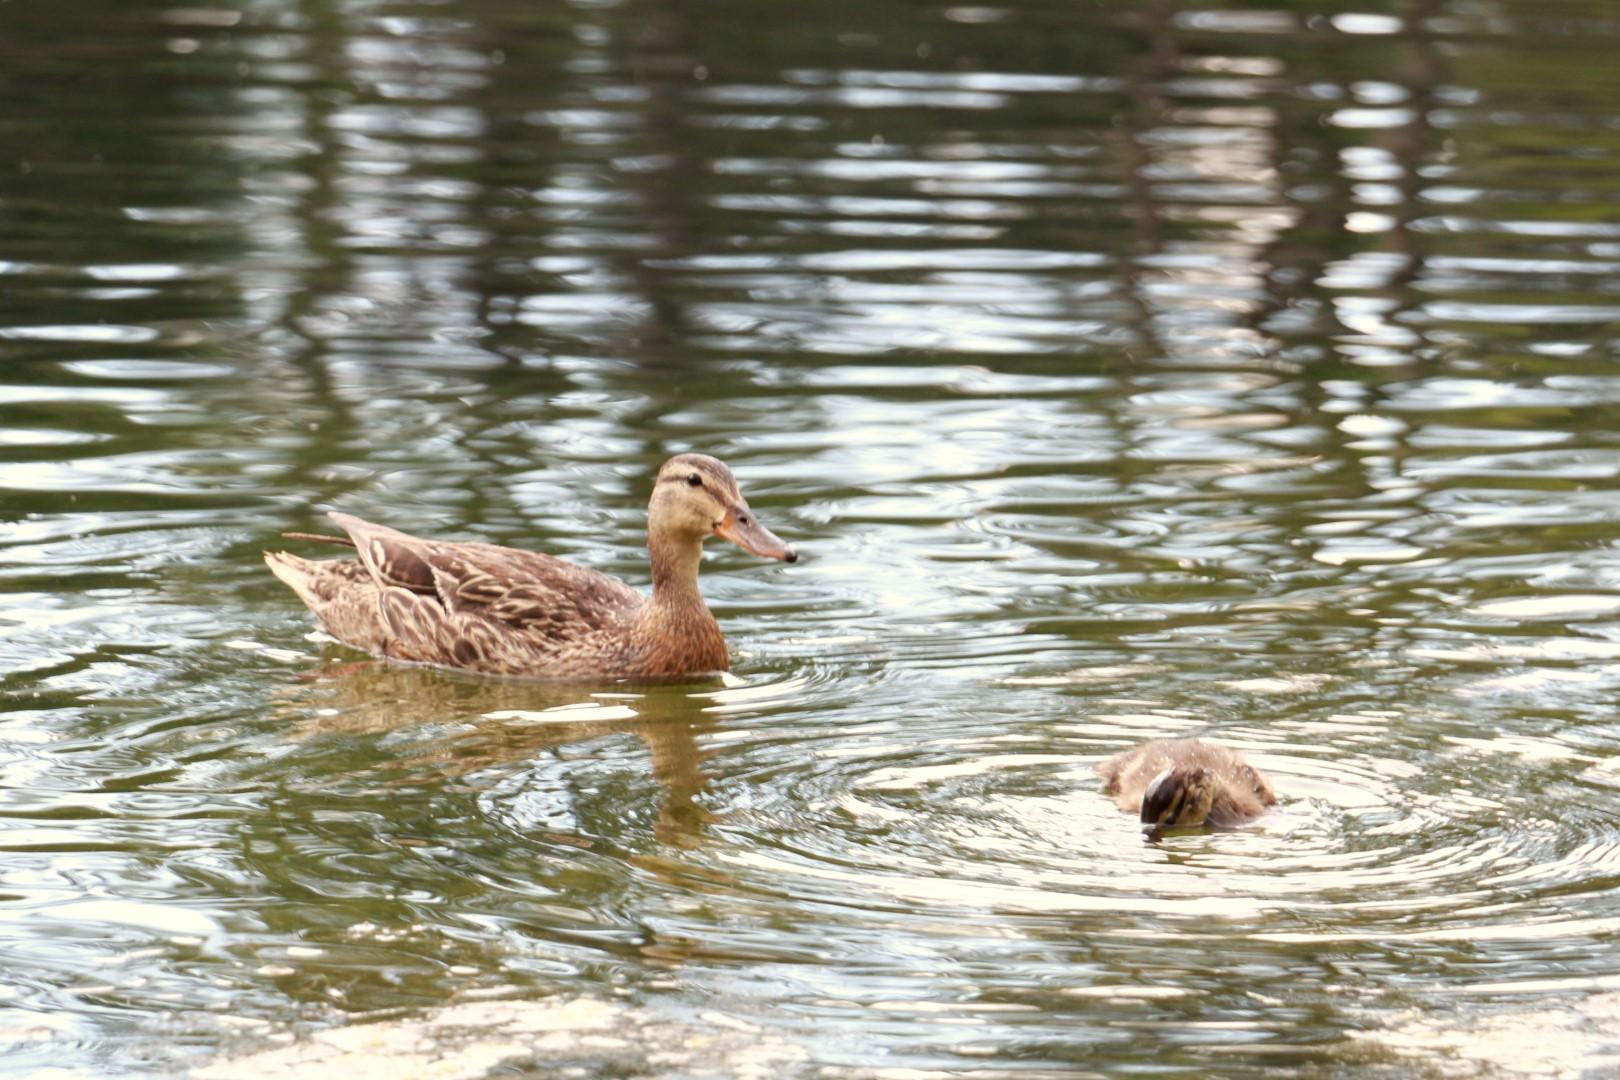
[1097,737,1275,816]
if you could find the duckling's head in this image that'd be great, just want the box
[1139,766,1218,842]
[649,454,797,563]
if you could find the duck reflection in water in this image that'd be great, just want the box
[1097,738,1276,842]
[275,663,723,847]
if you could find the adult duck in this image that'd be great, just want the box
[265,454,796,680]
[1097,738,1275,841]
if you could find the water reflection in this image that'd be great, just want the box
[5,0,1620,1075]
[274,663,729,844]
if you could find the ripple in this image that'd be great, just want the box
[59,359,236,381]
[24,899,219,939]
[0,325,159,343]
[1364,994,1620,1077]
[568,717,1620,987]
[1470,595,1620,620]
[0,428,108,448]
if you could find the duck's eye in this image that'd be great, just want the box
[687,473,702,487]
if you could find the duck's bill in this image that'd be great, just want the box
[717,507,797,563]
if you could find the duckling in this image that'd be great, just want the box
[265,454,796,681]
[1097,738,1275,841]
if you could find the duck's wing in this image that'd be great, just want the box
[329,512,644,664]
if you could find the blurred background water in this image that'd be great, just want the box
[5,0,1620,1075]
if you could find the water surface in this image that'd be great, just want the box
[5,0,1620,1075]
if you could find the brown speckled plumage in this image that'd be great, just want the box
[1097,738,1275,833]
[265,454,796,681]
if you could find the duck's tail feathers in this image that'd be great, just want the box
[280,531,356,548]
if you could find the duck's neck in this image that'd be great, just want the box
[648,530,708,610]
[639,530,728,675]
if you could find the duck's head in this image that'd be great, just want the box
[649,454,797,563]
[1140,766,1218,842]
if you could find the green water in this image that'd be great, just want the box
[5,0,1620,1075]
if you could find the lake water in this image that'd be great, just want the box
[5,0,1620,1075]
